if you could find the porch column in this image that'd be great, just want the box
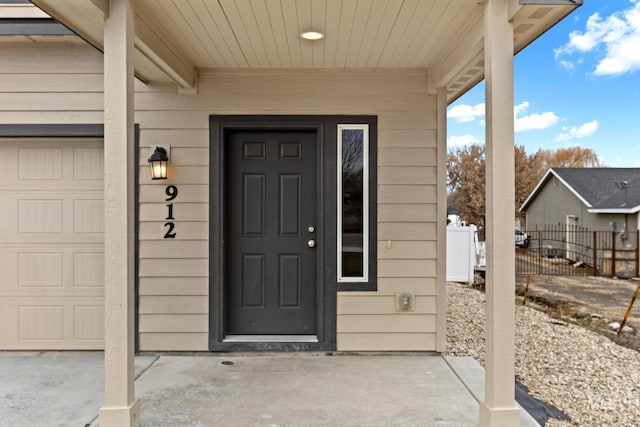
[480,0,520,426]
[99,0,139,426]
[436,86,448,353]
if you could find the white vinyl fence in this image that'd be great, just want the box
[446,225,479,283]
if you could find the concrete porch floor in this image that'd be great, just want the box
[0,352,539,426]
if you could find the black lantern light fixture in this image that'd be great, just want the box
[148,146,169,180]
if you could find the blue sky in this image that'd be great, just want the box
[447,0,640,167]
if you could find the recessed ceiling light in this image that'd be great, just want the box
[300,31,324,40]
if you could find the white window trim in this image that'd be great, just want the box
[337,124,369,283]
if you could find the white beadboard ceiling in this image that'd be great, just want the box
[134,0,476,69]
[30,0,579,102]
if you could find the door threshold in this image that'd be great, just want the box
[223,335,319,343]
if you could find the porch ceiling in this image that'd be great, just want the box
[30,0,578,103]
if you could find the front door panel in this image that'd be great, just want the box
[226,130,317,335]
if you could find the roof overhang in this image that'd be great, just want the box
[0,18,73,35]
[519,0,582,5]
[587,207,640,215]
[431,0,581,102]
[29,0,196,89]
[29,0,580,101]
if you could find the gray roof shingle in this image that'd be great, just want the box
[552,168,640,210]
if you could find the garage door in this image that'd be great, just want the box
[0,138,104,349]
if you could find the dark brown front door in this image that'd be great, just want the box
[226,130,317,335]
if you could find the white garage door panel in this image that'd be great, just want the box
[0,138,104,350]
[0,194,104,243]
[0,246,104,297]
[0,192,103,240]
[0,141,103,186]
[0,297,104,349]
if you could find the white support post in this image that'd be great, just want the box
[436,86,448,353]
[99,0,139,426]
[480,0,520,426]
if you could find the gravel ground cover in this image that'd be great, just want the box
[446,281,640,427]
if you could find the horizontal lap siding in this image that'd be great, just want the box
[137,127,209,350]
[0,42,104,125]
[2,40,440,352]
[338,86,438,350]
[138,70,437,351]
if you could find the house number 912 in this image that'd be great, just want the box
[164,185,178,239]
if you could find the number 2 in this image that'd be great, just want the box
[164,222,176,239]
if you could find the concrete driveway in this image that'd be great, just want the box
[0,352,539,427]
[0,351,156,427]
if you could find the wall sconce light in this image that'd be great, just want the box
[148,146,169,180]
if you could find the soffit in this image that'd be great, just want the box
[30,0,579,103]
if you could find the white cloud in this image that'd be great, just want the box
[448,103,485,122]
[555,1,640,76]
[448,101,559,133]
[513,101,559,132]
[514,101,530,115]
[555,120,599,142]
[557,59,575,72]
[515,112,560,132]
[447,134,484,147]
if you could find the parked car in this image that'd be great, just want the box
[515,228,529,248]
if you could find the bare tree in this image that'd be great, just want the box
[540,146,602,168]
[447,144,486,225]
[515,145,545,219]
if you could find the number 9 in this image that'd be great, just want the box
[165,185,178,201]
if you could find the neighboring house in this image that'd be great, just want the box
[0,1,581,426]
[521,168,640,236]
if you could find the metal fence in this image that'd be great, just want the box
[516,224,639,277]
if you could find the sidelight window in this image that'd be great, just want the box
[337,124,369,282]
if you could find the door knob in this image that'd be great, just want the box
[307,239,316,248]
